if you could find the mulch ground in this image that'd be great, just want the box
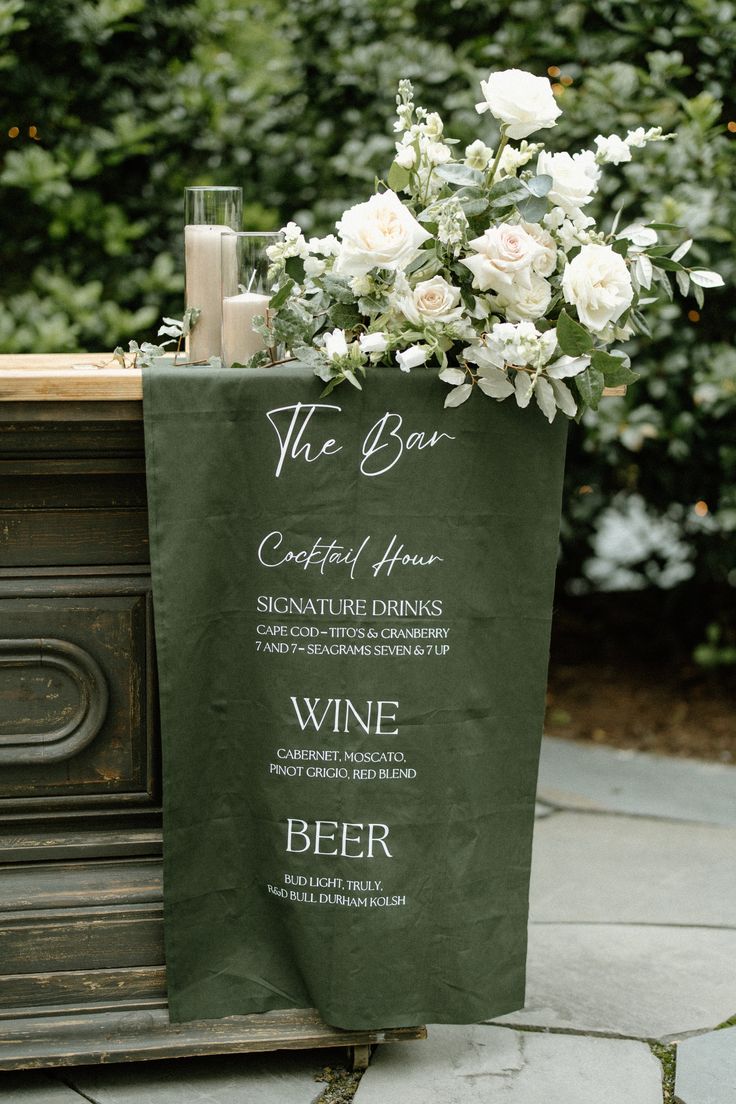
[546,593,736,763]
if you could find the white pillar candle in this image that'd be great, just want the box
[185,224,234,362]
[222,292,270,368]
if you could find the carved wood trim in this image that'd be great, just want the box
[0,638,108,765]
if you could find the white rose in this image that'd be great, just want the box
[475,68,562,140]
[359,331,389,354]
[399,275,463,325]
[324,328,349,360]
[496,274,552,322]
[536,149,600,215]
[519,221,557,276]
[465,139,494,171]
[396,344,430,372]
[460,223,544,293]
[335,190,431,277]
[562,244,634,332]
[594,133,632,165]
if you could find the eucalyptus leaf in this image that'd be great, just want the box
[525,174,552,197]
[516,194,547,222]
[434,163,484,187]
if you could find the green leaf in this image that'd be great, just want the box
[575,365,605,411]
[611,238,629,256]
[557,309,594,357]
[329,301,362,330]
[387,160,411,192]
[321,275,355,303]
[591,350,639,386]
[650,255,684,272]
[269,278,295,311]
[342,368,363,390]
[285,255,306,283]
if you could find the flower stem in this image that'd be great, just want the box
[486,128,509,187]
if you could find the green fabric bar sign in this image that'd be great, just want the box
[142,362,567,1029]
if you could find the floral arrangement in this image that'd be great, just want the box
[252,68,723,420]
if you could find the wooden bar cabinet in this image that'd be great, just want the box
[0,354,426,1071]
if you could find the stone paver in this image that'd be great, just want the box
[493,924,736,1039]
[0,1072,85,1101]
[538,736,736,826]
[65,1050,335,1103]
[530,812,736,926]
[675,1025,736,1104]
[354,1024,662,1103]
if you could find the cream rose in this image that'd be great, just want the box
[460,224,544,293]
[536,150,600,215]
[562,244,634,332]
[399,275,463,325]
[520,221,557,276]
[475,69,561,140]
[335,190,431,277]
[497,274,552,322]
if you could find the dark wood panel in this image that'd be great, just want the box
[1,858,162,911]
[0,473,147,509]
[0,584,158,813]
[0,965,166,1017]
[0,907,164,973]
[0,829,161,863]
[0,508,149,566]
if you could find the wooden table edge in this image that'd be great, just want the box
[0,354,627,401]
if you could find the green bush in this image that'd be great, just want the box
[1,0,734,642]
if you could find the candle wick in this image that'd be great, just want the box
[246,270,257,293]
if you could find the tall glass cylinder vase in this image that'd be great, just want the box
[184,187,242,363]
[221,232,280,368]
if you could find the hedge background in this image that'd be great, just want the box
[2,0,734,652]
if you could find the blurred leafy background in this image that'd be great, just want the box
[1,0,735,664]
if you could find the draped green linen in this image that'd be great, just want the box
[142,361,567,1029]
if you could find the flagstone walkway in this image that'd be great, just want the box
[3,736,734,1103]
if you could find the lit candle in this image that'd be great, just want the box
[184,224,233,362]
[222,291,270,368]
